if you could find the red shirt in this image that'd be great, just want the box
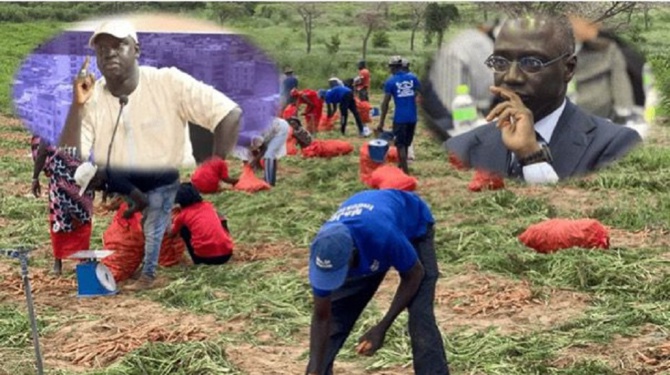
[172,201,233,258]
[297,89,323,116]
[358,69,371,89]
[191,157,229,194]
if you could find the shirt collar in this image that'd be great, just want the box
[534,99,567,143]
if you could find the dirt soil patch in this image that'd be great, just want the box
[227,342,408,375]
[233,241,309,276]
[553,324,669,374]
[510,184,622,216]
[0,262,232,372]
[374,270,589,335]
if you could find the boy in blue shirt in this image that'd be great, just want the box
[306,190,449,375]
[377,56,422,174]
[320,85,370,137]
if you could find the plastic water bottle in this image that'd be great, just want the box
[643,63,658,124]
[451,84,478,132]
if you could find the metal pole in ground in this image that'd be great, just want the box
[2,247,45,375]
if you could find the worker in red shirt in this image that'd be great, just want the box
[356,60,371,102]
[290,88,323,134]
[171,183,233,265]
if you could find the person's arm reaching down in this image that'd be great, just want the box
[306,295,332,375]
[356,260,424,356]
[377,93,392,133]
[31,140,49,198]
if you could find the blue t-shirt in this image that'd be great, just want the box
[281,75,298,96]
[324,85,352,104]
[312,190,435,297]
[384,72,421,123]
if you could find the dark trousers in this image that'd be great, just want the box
[339,91,365,135]
[307,225,450,374]
[179,219,232,265]
[357,87,369,102]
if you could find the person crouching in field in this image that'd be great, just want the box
[287,117,313,150]
[191,156,239,195]
[171,183,233,265]
[31,136,93,276]
[234,117,290,186]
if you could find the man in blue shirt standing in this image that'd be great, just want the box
[281,67,299,111]
[305,189,449,375]
[321,85,370,137]
[377,56,422,174]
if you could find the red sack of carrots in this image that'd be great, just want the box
[158,208,186,267]
[518,219,610,254]
[368,165,418,191]
[302,139,354,158]
[233,164,272,193]
[102,203,145,283]
[318,112,340,132]
[359,143,399,185]
[286,127,299,156]
[191,157,230,194]
[356,98,372,124]
[468,169,505,192]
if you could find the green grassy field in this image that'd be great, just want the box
[2,4,670,375]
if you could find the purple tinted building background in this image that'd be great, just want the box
[12,31,280,149]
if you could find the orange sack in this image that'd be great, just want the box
[302,139,354,158]
[317,112,340,132]
[233,164,272,193]
[102,203,145,283]
[356,98,372,124]
[518,218,610,254]
[158,208,186,267]
[468,169,505,192]
[286,127,299,156]
[368,165,418,191]
[359,143,399,185]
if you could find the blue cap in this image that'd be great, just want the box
[309,223,354,291]
[318,89,327,99]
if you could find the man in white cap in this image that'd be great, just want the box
[306,189,449,375]
[59,19,242,290]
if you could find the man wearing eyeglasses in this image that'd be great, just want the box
[445,14,642,184]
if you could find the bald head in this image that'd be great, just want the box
[492,13,578,122]
[499,14,575,57]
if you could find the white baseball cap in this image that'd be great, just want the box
[89,19,139,48]
[74,162,98,196]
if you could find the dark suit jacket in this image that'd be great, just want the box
[445,100,642,180]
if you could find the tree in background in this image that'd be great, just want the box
[325,34,341,55]
[424,3,459,48]
[207,2,252,25]
[357,5,388,60]
[296,3,323,54]
[483,2,639,24]
[409,2,427,51]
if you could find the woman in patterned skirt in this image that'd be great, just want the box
[31,136,94,275]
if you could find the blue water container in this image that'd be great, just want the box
[368,139,390,163]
